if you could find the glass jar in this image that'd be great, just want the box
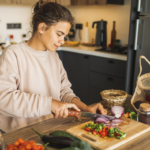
[0,132,5,150]
[137,103,150,125]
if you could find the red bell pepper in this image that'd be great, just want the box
[85,127,90,131]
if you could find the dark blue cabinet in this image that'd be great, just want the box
[57,51,90,105]
[57,50,126,105]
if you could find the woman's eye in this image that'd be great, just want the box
[57,34,62,37]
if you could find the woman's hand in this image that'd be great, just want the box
[51,99,80,118]
[86,103,107,115]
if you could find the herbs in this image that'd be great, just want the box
[82,122,127,140]
[124,105,137,121]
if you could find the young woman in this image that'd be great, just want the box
[0,0,107,132]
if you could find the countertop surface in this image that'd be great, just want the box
[57,45,127,61]
[0,45,127,61]
[3,95,150,150]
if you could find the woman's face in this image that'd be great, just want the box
[39,21,71,52]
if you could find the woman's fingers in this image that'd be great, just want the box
[54,111,59,118]
[100,109,107,115]
[59,108,64,118]
[63,108,68,118]
[97,103,107,115]
[66,103,80,111]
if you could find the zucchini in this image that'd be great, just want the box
[49,130,81,142]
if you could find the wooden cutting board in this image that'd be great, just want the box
[66,116,150,150]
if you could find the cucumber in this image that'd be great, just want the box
[49,130,81,142]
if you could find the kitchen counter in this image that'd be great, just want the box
[57,45,127,61]
[2,95,150,150]
[0,45,127,61]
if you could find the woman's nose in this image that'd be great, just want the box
[59,37,65,45]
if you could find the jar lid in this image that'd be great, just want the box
[140,103,150,111]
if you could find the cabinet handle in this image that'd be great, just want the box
[108,60,115,64]
[107,77,114,81]
[84,56,89,59]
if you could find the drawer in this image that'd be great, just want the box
[90,56,126,78]
[90,72,125,90]
[89,86,104,105]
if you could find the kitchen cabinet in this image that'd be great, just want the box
[88,0,107,5]
[56,0,70,6]
[20,0,35,5]
[63,52,90,105]
[70,0,124,5]
[57,50,126,105]
[0,0,4,3]
[57,51,63,62]
[90,56,126,78]
[4,0,12,4]
[107,0,124,5]
[71,0,106,5]
[89,55,126,105]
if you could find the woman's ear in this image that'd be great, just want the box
[38,23,46,34]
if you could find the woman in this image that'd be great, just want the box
[0,0,107,132]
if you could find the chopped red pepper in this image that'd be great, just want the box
[114,133,120,136]
[85,127,90,131]
[92,130,97,135]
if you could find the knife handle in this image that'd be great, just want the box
[68,110,81,119]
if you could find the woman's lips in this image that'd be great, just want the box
[54,44,59,49]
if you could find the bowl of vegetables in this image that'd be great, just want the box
[100,89,127,109]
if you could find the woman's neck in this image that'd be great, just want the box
[26,33,47,51]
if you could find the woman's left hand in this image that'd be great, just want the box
[86,103,107,115]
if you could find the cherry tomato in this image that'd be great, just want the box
[17,138,25,145]
[25,144,32,150]
[18,145,26,150]
[32,145,38,150]
[14,141,20,147]
[7,144,14,149]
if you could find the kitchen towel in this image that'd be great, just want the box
[82,22,89,43]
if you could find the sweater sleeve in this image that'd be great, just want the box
[0,48,52,118]
[58,57,80,103]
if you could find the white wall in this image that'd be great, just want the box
[0,4,32,43]
[0,0,131,45]
[67,0,131,45]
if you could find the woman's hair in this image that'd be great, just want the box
[31,0,74,35]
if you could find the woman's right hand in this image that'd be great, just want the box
[51,99,80,118]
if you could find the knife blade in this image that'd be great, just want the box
[68,110,115,120]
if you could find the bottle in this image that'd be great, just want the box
[5,37,10,46]
[111,21,116,48]
[82,22,89,43]
[10,35,14,44]
[137,103,150,125]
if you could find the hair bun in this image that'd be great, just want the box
[34,0,52,13]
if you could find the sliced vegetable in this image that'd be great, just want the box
[111,106,124,118]
[111,118,123,126]
[116,136,122,139]
[109,133,114,137]
[129,111,137,121]
[82,122,126,140]
[125,105,131,113]
[123,112,129,118]
[94,117,109,124]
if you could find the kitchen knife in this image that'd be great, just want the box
[68,110,115,120]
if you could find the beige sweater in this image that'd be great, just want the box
[0,42,78,132]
